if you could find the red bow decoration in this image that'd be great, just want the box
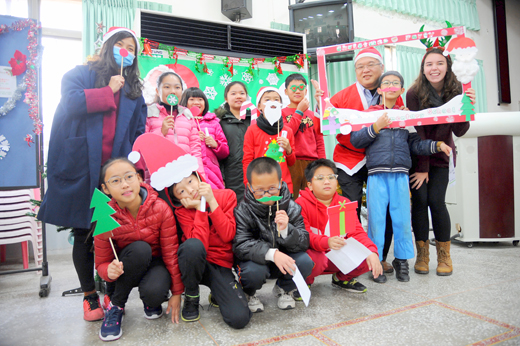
[202,61,209,74]
[142,39,153,57]
[295,54,305,69]
[228,61,234,76]
[8,50,27,76]
[24,134,34,147]
[274,58,283,75]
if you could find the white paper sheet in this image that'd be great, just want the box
[291,265,311,307]
[326,237,372,275]
[448,153,456,187]
[0,67,17,98]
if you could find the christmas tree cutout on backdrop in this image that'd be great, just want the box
[460,93,475,122]
[264,139,284,162]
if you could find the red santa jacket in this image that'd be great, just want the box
[295,187,378,254]
[282,107,326,161]
[330,82,403,174]
[242,123,296,193]
[95,183,184,295]
[174,189,237,269]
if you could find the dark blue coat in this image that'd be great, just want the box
[38,65,147,229]
[350,124,440,176]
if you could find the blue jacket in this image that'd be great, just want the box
[38,65,147,229]
[350,124,440,175]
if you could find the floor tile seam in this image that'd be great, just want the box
[468,330,520,346]
[198,320,220,346]
[433,301,520,330]
[431,276,520,300]
[233,300,435,346]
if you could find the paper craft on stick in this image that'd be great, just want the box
[327,200,358,237]
[257,195,282,203]
[240,101,259,121]
[264,101,283,126]
[119,48,128,76]
[90,188,121,260]
[128,133,206,208]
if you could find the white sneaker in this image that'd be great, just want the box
[246,293,264,313]
[272,284,295,310]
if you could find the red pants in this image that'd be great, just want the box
[305,248,370,284]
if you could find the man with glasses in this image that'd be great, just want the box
[296,159,382,293]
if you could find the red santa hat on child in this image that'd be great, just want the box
[102,27,140,51]
[128,133,199,190]
[354,47,383,64]
[256,87,281,104]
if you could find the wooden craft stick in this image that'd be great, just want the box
[109,237,119,262]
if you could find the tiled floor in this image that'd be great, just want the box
[1,240,519,346]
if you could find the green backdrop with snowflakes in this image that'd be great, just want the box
[138,56,309,110]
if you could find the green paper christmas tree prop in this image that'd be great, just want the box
[264,139,285,163]
[460,93,475,122]
[91,188,120,238]
[90,188,121,260]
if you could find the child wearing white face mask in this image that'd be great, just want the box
[145,71,205,178]
[242,88,296,194]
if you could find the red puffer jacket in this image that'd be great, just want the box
[173,189,237,269]
[95,183,184,295]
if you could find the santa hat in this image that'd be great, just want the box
[128,133,199,190]
[256,87,281,105]
[355,47,383,64]
[443,36,477,57]
[103,27,140,52]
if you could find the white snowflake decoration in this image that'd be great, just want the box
[233,69,238,76]
[0,135,10,160]
[259,79,264,84]
[207,69,214,76]
[203,86,218,100]
[242,71,253,84]
[220,74,232,87]
[266,73,279,86]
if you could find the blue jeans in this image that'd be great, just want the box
[367,172,414,261]
[235,251,314,295]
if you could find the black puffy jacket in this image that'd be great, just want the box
[217,105,251,203]
[350,124,441,175]
[233,182,310,264]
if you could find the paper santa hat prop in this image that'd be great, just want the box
[128,133,199,190]
[443,36,479,85]
[256,87,280,104]
[443,36,477,56]
[355,47,383,64]
[102,27,140,51]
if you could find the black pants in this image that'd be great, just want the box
[235,251,313,295]
[337,168,394,259]
[108,241,171,309]
[177,239,251,329]
[72,228,95,293]
[411,166,451,242]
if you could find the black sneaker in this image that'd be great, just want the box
[181,294,200,322]
[392,259,410,282]
[289,289,302,301]
[99,305,124,342]
[373,274,387,284]
[208,293,219,308]
[331,274,367,293]
[143,303,163,320]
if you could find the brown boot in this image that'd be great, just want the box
[436,241,453,276]
[381,260,394,274]
[414,240,430,274]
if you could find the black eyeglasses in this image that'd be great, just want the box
[249,184,281,197]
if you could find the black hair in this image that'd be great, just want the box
[154,71,183,104]
[224,81,248,100]
[304,158,338,183]
[89,31,143,100]
[170,172,197,203]
[378,71,405,88]
[179,87,209,116]
[246,157,282,184]
[100,157,138,187]
[285,73,308,88]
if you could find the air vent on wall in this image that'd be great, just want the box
[139,11,304,59]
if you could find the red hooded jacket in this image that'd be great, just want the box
[94,183,184,296]
[295,188,378,254]
[174,189,237,269]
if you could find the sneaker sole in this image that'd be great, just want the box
[278,304,295,310]
[84,309,105,322]
[249,307,264,313]
[144,311,163,320]
[331,282,367,293]
[181,314,200,322]
[99,317,123,341]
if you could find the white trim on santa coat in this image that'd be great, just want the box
[335,159,367,176]
[355,81,369,110]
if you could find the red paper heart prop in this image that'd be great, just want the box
[120,48,129,57]
[189,106,201,117]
